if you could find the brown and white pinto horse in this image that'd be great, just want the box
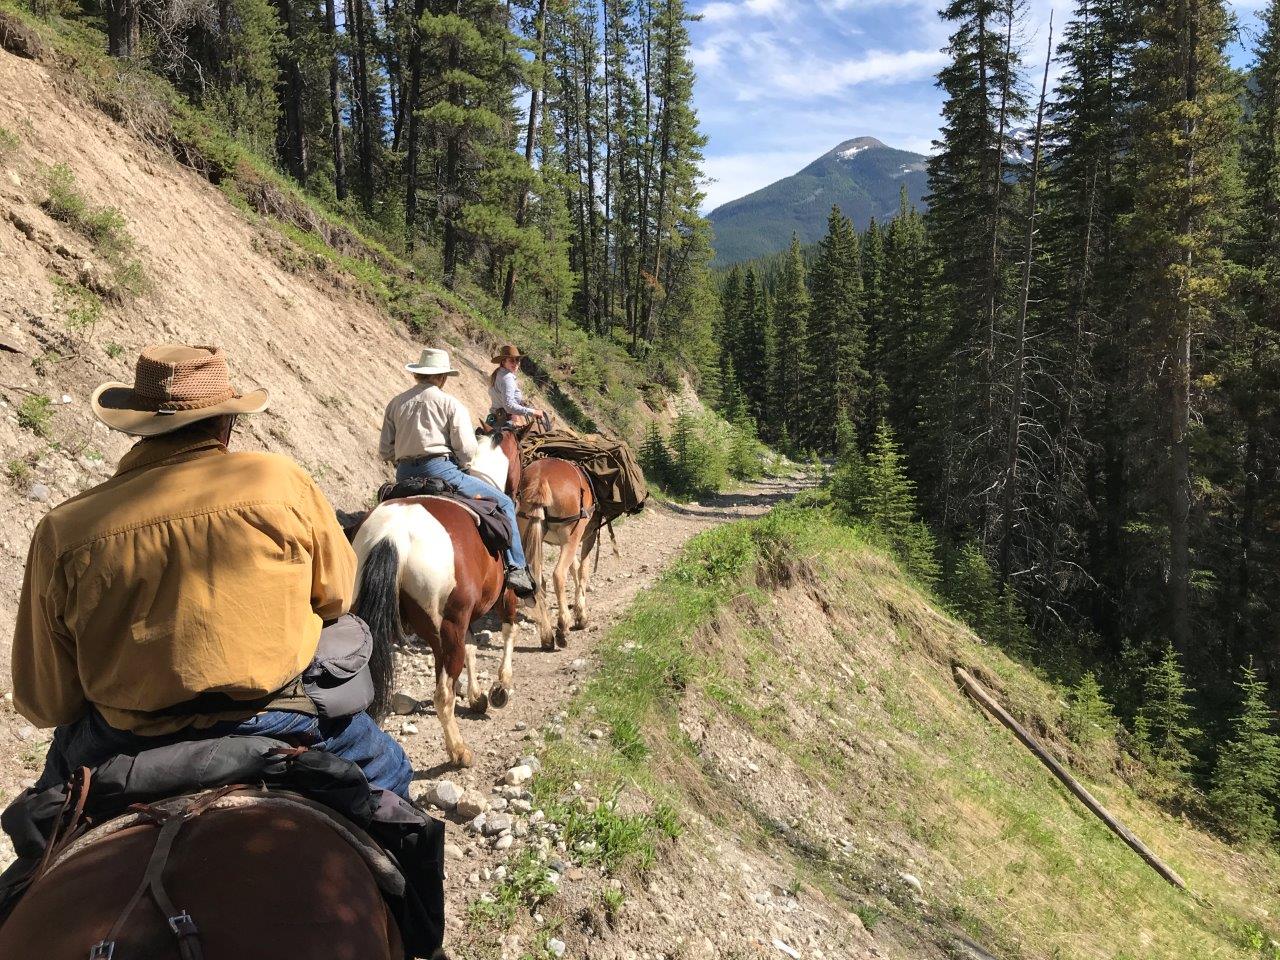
[352,424,543,768]
[518,458,599,650]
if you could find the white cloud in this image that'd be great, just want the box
[770,48,948,97]
[699,0,791,23]
[700,149,823,212]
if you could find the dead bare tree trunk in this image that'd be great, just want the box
[998,16,1052,581]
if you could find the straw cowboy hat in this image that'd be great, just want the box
[491,344,524,364]
[406,347,460,377]
[91,345,269,437]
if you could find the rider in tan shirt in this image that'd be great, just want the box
[12,345,411,796]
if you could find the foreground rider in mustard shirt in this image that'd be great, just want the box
[12,345,411,796]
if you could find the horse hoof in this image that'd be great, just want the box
[555,628,569,649]
[572,619,587,632]
[489,685,510,709]
[472,693,490,714]
[454,748,474,768]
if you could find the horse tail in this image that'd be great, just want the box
[522,480,551,590]
[353,536,402,721]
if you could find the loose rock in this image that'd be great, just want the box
[899,872,924,895]
[456,789,489,819]
[431,780,463,809]
[547,938,566,958]
[483,813,513,836]
[504,764,533,786]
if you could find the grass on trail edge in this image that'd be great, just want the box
[525,502,1280,960]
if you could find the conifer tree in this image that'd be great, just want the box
[1065,672,1119,746]
[878,189,935,449]
[805,206,865,451]
[847,423,939,583]
[1228,0,1280,661]
[773,234,813,444]
[1122,0,1240,651]
[925,0,1028,531]
[1209,659,1280,844]
[1134,644,1201,782]
[640,421,675,489]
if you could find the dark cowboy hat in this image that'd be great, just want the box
[491,344,525,364]
[91,345,270,437]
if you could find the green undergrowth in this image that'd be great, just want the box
[529,502,1280,960]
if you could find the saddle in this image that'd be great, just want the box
[377,478,515,558]
[0,738,445,958]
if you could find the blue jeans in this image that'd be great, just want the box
[397,456,527,569]
[35,708,412,799]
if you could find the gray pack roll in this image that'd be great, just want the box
[304,614,376,718]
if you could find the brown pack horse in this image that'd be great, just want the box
[351,424,542,768]
[0,794,404,959]
[518,458,599,650]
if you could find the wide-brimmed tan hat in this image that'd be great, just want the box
[406,347,459,376]
[491,344,524,364]
[91,345,269,437]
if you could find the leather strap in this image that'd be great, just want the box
[88,788,247,960]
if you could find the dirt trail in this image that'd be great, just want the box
[382,478,805,923]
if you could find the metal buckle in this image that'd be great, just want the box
[89,941,115,960]
[168,911,199,937]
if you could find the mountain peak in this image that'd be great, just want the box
[822,136,888,161]
[708,136,929,265]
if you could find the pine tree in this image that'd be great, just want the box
[805,206,865,451]
[640,421,675,489]
[859,423,916,538]
[418,2,528,287]
[944,540,999,635]
[1134,644,1201,782]
[925,0,1028,533]
[1227,0,1280,664]
[1209,659,1280,844]
[1065,672,1119,746]
[773,234,813,443]
[879,189,936,449]
[855,423,939,584]
[1122,0,1240,652]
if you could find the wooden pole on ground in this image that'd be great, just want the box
[953,665,1187,892]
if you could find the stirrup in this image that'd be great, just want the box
[89,942,115,960]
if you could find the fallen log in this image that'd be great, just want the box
[953,665,1187,892]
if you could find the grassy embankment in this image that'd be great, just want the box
[482,500,1280,959]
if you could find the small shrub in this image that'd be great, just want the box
[0,126,18,157]
[43,165,145,297]
[465,849,555,928]
[1064,672,1118,746]
[104,341,125,359]
[600,887,625,921]
[1209,659,1280,845]
[1133,643,1201,784]
[52,278,103,335]
[44,163,89,224]
[17,395,54,437]
[5,459,30,485]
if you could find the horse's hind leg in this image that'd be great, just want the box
[435,617,473,767]
[571,537,590,631]
[552,539,575,648]
[490,588,517,709]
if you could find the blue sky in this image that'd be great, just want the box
[690,0,1271,212]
